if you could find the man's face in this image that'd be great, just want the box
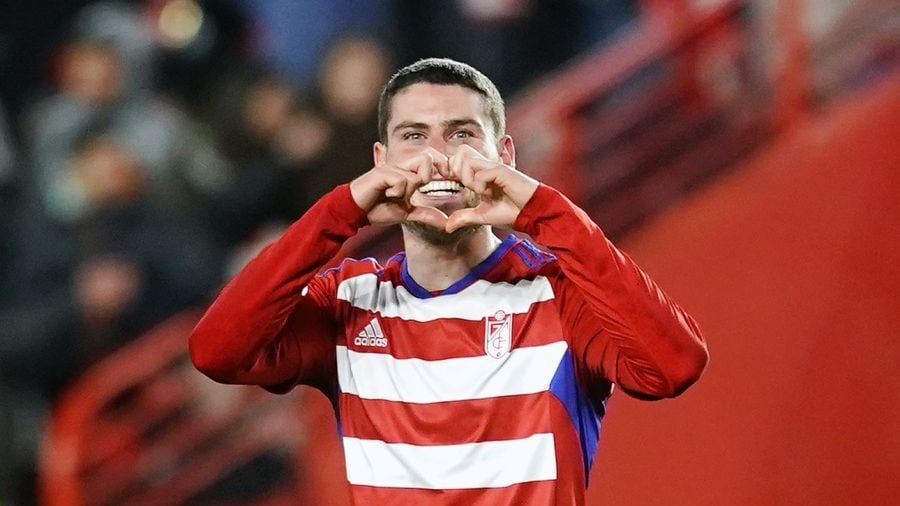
[374,83,512,217]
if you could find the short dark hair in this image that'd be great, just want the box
[377,58,505,142]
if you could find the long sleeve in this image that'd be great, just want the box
[189,184,368,391]
[513,184,708,399]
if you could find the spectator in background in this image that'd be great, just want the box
[240,0,394,89]
[272,36,391,219]
[318,36,391,126]
[2,131,221,389]
[269,102,334,219]
[393,0,637,96]
[25,35,190,220]
[194,66,296,246]
[0,132,221,505]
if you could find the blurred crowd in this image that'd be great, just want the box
[0,0,636,504]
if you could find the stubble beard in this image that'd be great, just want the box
[402,220,481,246]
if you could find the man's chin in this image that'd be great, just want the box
[402,220,481,246]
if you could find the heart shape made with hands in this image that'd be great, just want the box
[404,182,514,234]
[360,145,536,232]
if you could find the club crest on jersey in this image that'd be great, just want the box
[484,310,512,359]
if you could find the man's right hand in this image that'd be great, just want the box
[349,148,450,229]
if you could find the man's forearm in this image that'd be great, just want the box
[189,184,368,383]
[513,184,708,398]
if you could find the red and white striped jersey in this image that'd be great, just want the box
[190,183,708,505]
[314,236,607,504]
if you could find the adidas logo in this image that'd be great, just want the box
[354,318,388,347]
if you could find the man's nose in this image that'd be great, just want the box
[427,139,460,169]
[426,136,449,155]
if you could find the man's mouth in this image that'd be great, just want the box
[418,180,463,196]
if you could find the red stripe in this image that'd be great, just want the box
[340,392,554,445]
[350,481,560,506]
[348,480,561,506]
[336,300,567,360]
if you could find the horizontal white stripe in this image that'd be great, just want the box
[337,341,568,404]
[344,433,557,489]
[336,273,555,321]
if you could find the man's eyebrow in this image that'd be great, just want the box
[391,121,429,135]
[443,118,482,130]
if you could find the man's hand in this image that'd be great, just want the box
[445,145,539,233]
[350,148,450,229]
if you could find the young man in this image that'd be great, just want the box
[190,58,708,505]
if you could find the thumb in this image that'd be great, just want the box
[407,206,449,229]
[446,208,486,233]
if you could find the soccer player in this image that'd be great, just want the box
[190,58,709,505]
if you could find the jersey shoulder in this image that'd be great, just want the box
[315,256,385,283]
[504,236,561,278]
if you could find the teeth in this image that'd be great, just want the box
[419,180,462,193]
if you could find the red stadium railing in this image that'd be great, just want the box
[37,311,308,506]
[507,0,768,236]
[506,0,898,238]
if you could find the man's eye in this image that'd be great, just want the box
[403,132,424,140]
[451,130,473,140]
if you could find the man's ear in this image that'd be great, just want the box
[373,142,387,166]
[498,135,516,168]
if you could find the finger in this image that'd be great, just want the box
[384,183,406,199]
[449,150,476,189]
[395,153,436,196]
[454,144,487,162]
[382,169,411,199]
[472,165,539,207]
[464,161,505,194]
[446,207,487,233]
[407,206,450,229]
[381,166,422,201]
[396,154,426,177]
[398,150,445,183]
[402,170,424,200]
[414,152,435,187]
[420,147,450,178]
[383,164,432,200]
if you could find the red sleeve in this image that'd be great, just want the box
[513,184,709,399]
[189,184,368,392]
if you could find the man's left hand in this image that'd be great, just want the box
[445,145,539,233]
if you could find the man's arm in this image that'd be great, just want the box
[445,145,707,400]
[189,184,367,389]
[190,150,443,389]
[515,185,708,399]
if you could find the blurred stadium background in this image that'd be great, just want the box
[0,0,898,505]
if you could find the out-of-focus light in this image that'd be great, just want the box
[157,0,204,49]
